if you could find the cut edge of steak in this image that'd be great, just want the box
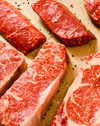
[0,41,27,97]
[51,52,100,126]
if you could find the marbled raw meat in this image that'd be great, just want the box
[84,0,100,25]
[0,40,26,97]
[0,41,69,126]
[31,0,95,46]
[52,52,100,126]
[0,0,46,55]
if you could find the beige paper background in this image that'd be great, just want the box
[1,0,99,125]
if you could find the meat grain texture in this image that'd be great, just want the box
[52,52,100,126]
[0,0,46,55]
[0,42,69,126]
[84,0,100,25]
[31,0,95,46]
[0,41,27,97]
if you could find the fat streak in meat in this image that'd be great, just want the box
[0,41,26,97]
[52,52,100,126]
[0,41,69,126]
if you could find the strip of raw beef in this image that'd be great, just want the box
[0,41,69,126]
[0,0,46,55]
[31,0,95,46]
[0,41,26,97]
[84,0,100,25]
[51,52,100,126]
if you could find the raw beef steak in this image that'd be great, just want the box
[51,52,100,126]
[84,0,100,25]
[0,0,46,55]
[31,0,95,46]
[0,41,26,97]
[0,42,69,126]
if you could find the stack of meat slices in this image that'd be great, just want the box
[0,42,69,126]
[0,40,26,97]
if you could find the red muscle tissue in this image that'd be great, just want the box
[0,0,46,55]
[52,52,100,126]
[0,42,69,126]
[31,0,95,46]
[0,41,26,97]
[84,0,100,25]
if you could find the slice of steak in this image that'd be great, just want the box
[0,0,46,55]
[84,0,100,25]
[31,0,95,46]
[52,52,100,126]
[0,42,69,126]
[0,41,26,97]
